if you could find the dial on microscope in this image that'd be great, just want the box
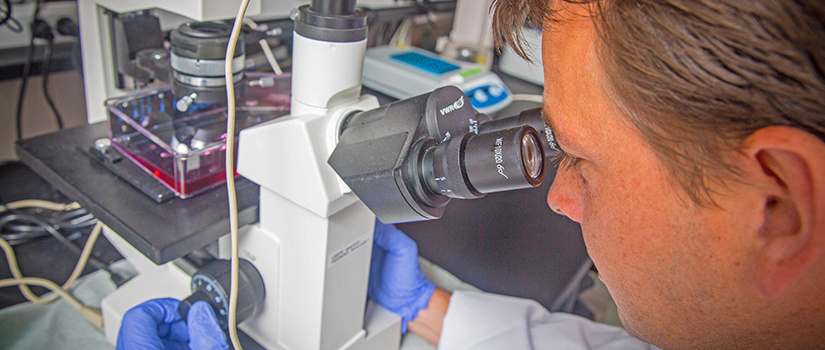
[178,259,265,331]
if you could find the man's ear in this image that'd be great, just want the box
[740,126,825,298]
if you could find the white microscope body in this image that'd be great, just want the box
[88,0,402,348]
[230,19,401,350]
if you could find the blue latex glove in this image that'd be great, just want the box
[368,219,436,333]
[116,298,228,350]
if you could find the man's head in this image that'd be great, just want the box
[492,0,825,348]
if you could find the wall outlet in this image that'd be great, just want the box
[0,1,79,50]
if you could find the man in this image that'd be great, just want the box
[375,0,825,348]
[119,0,825,348]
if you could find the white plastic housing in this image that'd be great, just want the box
[291,33,368,116]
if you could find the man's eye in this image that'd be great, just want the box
[551,150,583,170]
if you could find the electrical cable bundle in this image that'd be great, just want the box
[0,199,110,327]
[0,201,94,246]
[0,199,121,279]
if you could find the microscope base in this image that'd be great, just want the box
[99,220,401,349]
[100,262,191,345]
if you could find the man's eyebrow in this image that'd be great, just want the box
[541,107,565,144]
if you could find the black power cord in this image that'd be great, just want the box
[0,208,94,246]
[1,213,98,262]
[38,20,64,130]
[56,17,78,36]
[0,199,131,287]
[14,0,65,140]
[57,17,83,76]
[15,0,42,141]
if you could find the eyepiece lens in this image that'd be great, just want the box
[522,133,542,179]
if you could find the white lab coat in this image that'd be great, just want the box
[439,290,659,350]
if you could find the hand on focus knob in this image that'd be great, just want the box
[116,298,228,350]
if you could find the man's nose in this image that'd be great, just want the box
[546,168,583,223]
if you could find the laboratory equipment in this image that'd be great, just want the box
[117,20,250,111]
[221,1,410,347]
[439,0,495,67]
[78,0,554,349]
[329,87,556,223]
[363,45,513,114]
[362,0,512,115]
[498,26,544,86]
[103,18,289,199]
[98,1,403,349]
[77,0,411,123]
[106,73,290,198]
[168,21,247,109]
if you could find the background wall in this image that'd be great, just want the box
[0,69,88,162]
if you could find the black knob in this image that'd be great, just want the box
[178,259,265,331]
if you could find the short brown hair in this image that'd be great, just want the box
[492,0,825,204]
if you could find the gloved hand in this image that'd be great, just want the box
[116,298,228,350]
[368,219,436,333]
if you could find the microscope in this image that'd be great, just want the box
[79,0,557,348]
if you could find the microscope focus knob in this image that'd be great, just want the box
[178,259,265,330]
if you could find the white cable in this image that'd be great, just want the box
[0,277,103,327]
[225,0,250,349]
[0,200,98,304]
[0,221,103,303]
[0,200,81,213]
[259,39,283,75]
[390,18,413,46]
[0,221,105,327]
[243,17,258,30]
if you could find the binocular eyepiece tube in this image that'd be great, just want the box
[329,86,557,223]
[423,125,544,200]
